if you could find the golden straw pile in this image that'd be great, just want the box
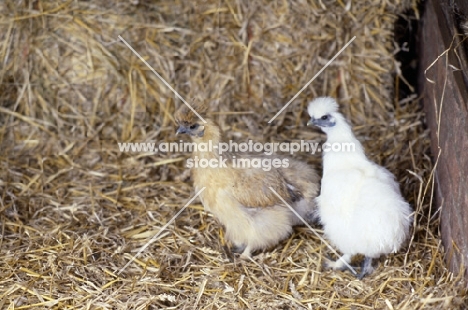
[0,0,466,309]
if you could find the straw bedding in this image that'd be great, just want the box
[0,0,467,309]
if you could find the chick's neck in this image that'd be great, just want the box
[324,118,365,156]
[192,120,223,160]
[320,118,376,175]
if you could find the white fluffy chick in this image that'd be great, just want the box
[307,97,412,279]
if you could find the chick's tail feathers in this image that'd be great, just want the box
[279,158,321,224]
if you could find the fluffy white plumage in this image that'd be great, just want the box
[307,97,412,279]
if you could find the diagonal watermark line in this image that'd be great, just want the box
[268,187,357,275]
[268,36,356,123]
[118,35,207,124]
[117,187,206,275]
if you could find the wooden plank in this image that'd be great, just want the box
[419,0,468,280]
[434,0,468,101]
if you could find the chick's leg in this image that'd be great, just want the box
[326,254,352,271]
[240,246,252,260]
[231,244,246,254]
[357,257,374,280]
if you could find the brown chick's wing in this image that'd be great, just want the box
[229,164,301,209]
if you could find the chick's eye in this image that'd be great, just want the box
[321,115,329,120]
[190,124,198,130]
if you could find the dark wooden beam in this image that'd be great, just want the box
[419,0,468,280]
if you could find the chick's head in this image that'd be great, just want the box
[307,97,340,130]
[174,101,208,137]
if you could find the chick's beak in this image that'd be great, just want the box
[307,118,316,127]
[176,125,187,135]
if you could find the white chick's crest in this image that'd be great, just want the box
[307,97,339,118]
